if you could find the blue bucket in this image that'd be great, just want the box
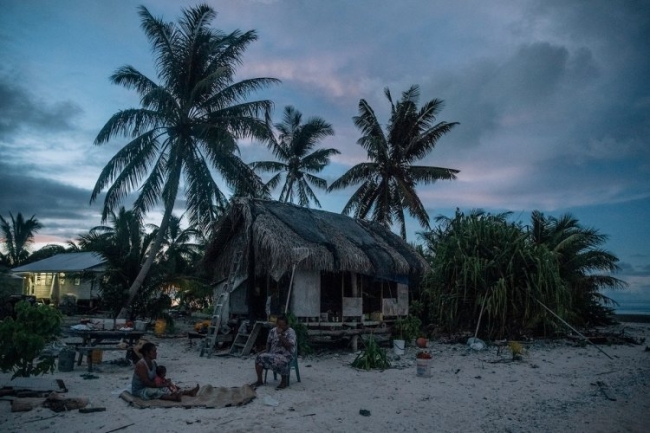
[58,350,76,372]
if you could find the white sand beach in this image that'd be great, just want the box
[1,321,648,433]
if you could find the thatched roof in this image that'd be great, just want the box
[204,198,429,281]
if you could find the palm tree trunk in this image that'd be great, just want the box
[116,204,174,319]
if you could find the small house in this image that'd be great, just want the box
[11,252,106,308]
[203,199,428,335]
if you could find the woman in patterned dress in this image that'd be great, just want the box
[251,314,296,390]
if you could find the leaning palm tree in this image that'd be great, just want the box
[329,85,459,239]
[251,105,338,207]
[90,5,279,317]
[0,212,43,266]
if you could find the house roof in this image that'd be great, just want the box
[11,252,106,273]
[204,198,429,281]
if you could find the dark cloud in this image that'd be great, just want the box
[529,0,650,130]
[422,40,604,154]
[0,160,97,219]
[617,262,650,278]
[0,72,83,141]
[490,42,570,107]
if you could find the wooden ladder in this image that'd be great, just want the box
[229,320,263,357]
[200,250,243,358]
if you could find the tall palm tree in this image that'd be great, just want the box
[0,212,43,266]
[90,5,279,316]
[251,106,338,207]
[329,85,459,239]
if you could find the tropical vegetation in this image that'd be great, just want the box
[0,212,43,267]
[417,209,625,339]
[329,85,459,239]
[251,105,338,207]
[90,4,279,316]
[351,335,391,370]
[0,301,62,379]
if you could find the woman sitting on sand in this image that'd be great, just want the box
[251,314,296,390]
[132,342,199,401]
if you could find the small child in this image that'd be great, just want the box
[155,365,179,393]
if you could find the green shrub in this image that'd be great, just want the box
[393,314,422,341]
[287,312,313,356]
[351,335,391,370]
[0,301,63,379]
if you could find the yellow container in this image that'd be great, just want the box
[154,318,167,336]
[90,349,102,364]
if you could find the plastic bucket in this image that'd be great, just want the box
[393,339,405,356]
[154,319,167,336]
[58,350,76,372]
[90,349,103,364]
[416,358,431,377]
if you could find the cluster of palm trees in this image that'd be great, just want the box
[2,4,623,329]
[418,210,625,338]
[89,5,459,316]
[0,208,207,318]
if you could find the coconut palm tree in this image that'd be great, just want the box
[0,212,43,266]
[90,4,279,316]
[529,211,626,324]
[251,106,338,207]
[156,214,202,276]
[329,85,459,239]
[77,207,158,318]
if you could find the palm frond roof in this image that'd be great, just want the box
[204,198,428,281]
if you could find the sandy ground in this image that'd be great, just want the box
[1,320,649,433]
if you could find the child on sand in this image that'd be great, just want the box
[155,365,179,393]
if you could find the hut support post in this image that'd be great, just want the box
[351,273,359,351]
[247,225,255,321]
[285,262,297,314]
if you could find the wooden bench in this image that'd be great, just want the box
[77,346,127,372]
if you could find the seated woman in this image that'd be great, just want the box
[251,314,296,390]
[131,342,199,401]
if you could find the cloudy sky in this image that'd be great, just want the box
[1,0,648,309]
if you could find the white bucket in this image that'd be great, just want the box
[393,339,405,356]
[134,320,147,331]
[416,358,431,377]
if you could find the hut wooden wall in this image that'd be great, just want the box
[291,270,320,317]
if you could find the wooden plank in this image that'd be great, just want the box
[307,328,391,337]
[342,297,362,317]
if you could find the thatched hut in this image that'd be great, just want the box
[204,199,428,331]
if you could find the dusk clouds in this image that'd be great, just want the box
[0,0,648,303]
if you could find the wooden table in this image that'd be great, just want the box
[69,330,145,372]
